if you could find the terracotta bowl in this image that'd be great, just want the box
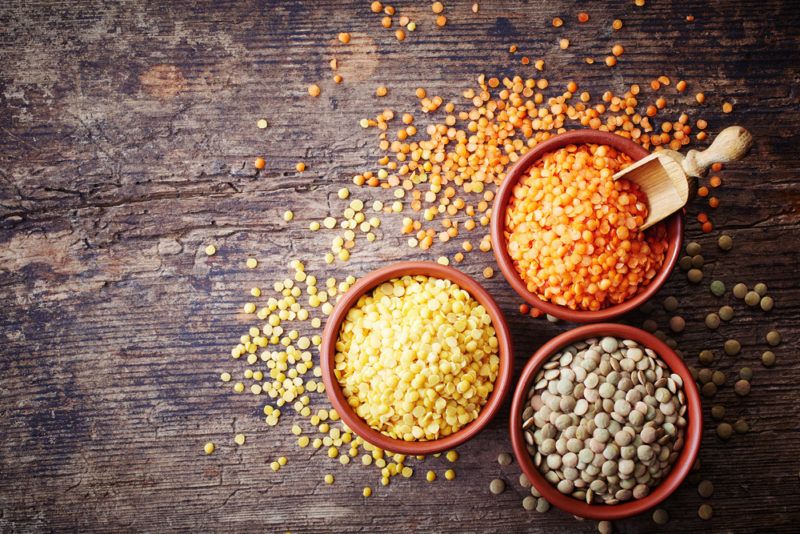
[491,129,684,323]
[510,323,702,520]
[320,261,514,455]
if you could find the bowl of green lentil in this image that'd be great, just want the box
[510,323,702,520]
[321,261,514,455]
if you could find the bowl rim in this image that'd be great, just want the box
[509,323,702,520]
[490,129,684,323]
[320,260,514,455]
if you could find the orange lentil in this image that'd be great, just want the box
[612,19,623,30]
[296,162,306,172]
[658,76,670,86]
[695,92,705,104]
[696,119,707,130]
[519,303,530,315]
[504,144,668,311]
[436,15,447,26]
[702,221,713,233]
[530,307,543,318]
[709,175,721,187]
[698,186,709,197]
[552,17,563,27]
[395,29,406,41]
[432,2,444,14]
[711,162,723,172]
[521,56,530,65]
[612,44,624,57]
[560,38,570,49]
[650,80,661,91]
[605,56,617,67]
[415,87,426,99]
[371,1,383,13]
[676,80,687,92]
[697,212,708,223]
[578,12,589,23]
[686,15,695,22]
[338,32,351,44]
[334,74,343,84]
[376,86,388,97]
[254,157,266,170]
[308,84,321,97]
[708,197,719,208]
[509,45,518,53]
[722,102,733,113]
[381,16,392,28]
[384,5,395,15]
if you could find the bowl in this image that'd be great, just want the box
[491,129,684,323]
[320,261,514,455]
[509,323,702,520]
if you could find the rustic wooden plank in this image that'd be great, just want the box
[1,0,800,532]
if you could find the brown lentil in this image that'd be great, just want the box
[711,404,725,420]
[705,313,720,330]
[688,269,703,283]
[698,504,714,520]
[744,291,760,306]
[711,370,726,386]
[760,296,774,311]
[669,316,686,333]
[698,479,714,498]
[719,306,734,321]
[663,296,679,312]
[698,349,715,365]
[678,256,692,271]
[766,330,782,346]
[739,367,753,380]
[686,242,701,256]
[733,418,749,434]
[732,283,748,299]
[716,423,732,440]
[754,282,768,296]
[724,339,741,356]
[718,234,733,250]
[762,351,776,367]
[490,478,505,495]
[734,379,750,396]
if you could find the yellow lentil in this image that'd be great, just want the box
[204,442,215,455]
[205,245,216,256]
[234,434,246,445]
[325,474,334,484]
[426,470,437,482]
[362,486,372,497]
[246,258,258,269]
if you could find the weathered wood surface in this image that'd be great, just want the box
[1,1,799,532]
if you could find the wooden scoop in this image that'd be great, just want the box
[614,126,753,230]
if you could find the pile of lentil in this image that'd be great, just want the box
[335,275,500,440]
[522,336,687,504]
[505,144,669,310]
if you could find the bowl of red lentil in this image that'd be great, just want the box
[491,129,683,322]
[509,323,702,520]
[320,261,514,455]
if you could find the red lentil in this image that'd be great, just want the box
[504,144,669,311]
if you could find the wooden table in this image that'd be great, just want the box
[2,1,799,532]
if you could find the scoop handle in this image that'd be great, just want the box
[681,126,753,178]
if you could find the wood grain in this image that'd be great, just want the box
[1,1,799,532]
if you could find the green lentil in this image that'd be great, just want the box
[754,282,768,296]
[744,291,760,306]
[490,478,505,495]
[711,404,726,420]
[698,349,715,365]
[688,269,703,283]
[739,367,753,380]
[711,370,726,386]
[701,382,717,398]
[652,509,669,525]
[686,241,702,256]
[597,521,613,534]
[761,350,776,367]
[716,423,733,440]
[733,418,749,434]
[719,306,734,321]
[663,296,679,311]
[709,280,725,297]
[497,452,513,466]
[697,479,714,498]
[732,283,748,299]
[678,256,692,271]
[705,313,720,330]
[766,330,782,346]
[536,498,550,513]
[724,339,741,356]
[669,316,685,333]
[522,495,536,510]
[718,234,733,250]
[734,379,751,396]
[760,296,774,311]
[519,473,532,489]
[698,504,714,520]
[691,254,705,268]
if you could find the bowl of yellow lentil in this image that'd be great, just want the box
[491,129,683,322]
[320,261,513,455]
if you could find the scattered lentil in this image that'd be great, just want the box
[766,330,782,346]
[497,452,513,466]
[204,442,215,455]
[734,379,751,396]
[760,296,774,311]
[716,423,732,440]
[761,351,776,367]
[652,508,669,525]
[724,339,741,356]
[698,504,714,520]
[732,283,748,299]
[698,479,714,498]
[733,418,749,434]
[709,280,725,297]
[704,313,720,330]
[719,306,734,321]
[744,291,760,306]
[490,478,506,495]
[205,244,217,256]
[710,404,725,420]
[687,269,703,283]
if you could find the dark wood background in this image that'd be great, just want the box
[2,1,799,532]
